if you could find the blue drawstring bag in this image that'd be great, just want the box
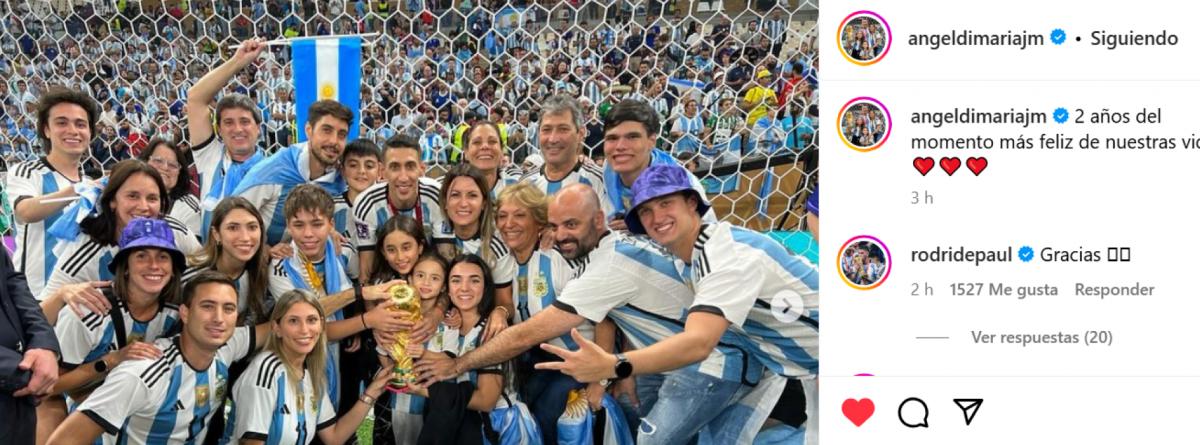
[486,394,543,445]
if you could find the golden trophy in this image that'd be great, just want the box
[385,283,423,393]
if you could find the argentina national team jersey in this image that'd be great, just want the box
[687,222,819,379]
[267,243,353,406]
[7,157,83,297]
[433,233,517,287]
[552,231,761,384]
[518,161,612,212]
[192,135,261,242]
[332,192,355,251]
[229,351,336,445]
[39,216,204,301]
[56,299,180,404]
[76,327,256,445]
[351,177,445,249]
[513,249,592,350]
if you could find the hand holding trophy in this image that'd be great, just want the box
[385,283,423,393]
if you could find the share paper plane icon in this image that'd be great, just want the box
[953,399,983,426]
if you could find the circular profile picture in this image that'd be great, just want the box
[837,97,891,152]
[838,11,892,65]
[838,235,892,290]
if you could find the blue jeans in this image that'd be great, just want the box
[634,371,782,445]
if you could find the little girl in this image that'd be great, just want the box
[371,238,455,444]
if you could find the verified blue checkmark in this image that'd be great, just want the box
[1019,246,1034,262]
[1050,29,1066,45]
[1053,107,1069,124]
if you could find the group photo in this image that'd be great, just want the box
[0,1,818,444]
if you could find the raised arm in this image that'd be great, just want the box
[186,38,266,148]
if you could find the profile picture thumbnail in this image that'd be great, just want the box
[838,98,890,151]
[838,236,891,290]
[839,11,891,65]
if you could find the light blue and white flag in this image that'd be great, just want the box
[293,37,362,141]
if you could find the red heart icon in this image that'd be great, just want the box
[940,157,961,176]
[842,398,875,427]
[967,157,988,175]
[913,157,934,176]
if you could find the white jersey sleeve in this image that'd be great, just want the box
[165,215,203,256]
[6,165,38,214]
[55,306,104,367]
[488,236,516,287]
[690,244,763,327]
[316,390,336,429]
[351,182,388,251]
[553,258,639,324]
[218,326,256,364]
[168,195,203,236]
[76,359,156,435]
[232,361,277,440]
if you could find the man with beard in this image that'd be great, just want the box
[186,38,269,239]
[232,100,354,247]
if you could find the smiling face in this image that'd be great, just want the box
[448,261,485,314]
[445,176,484,233]
[215,208,262,264]
[538,111,583,169]
[412,258,445,302]
[126,247,173,297]
[341,153,379,194]
[287,209,333,260]
[465,124,503,172]
[382,229,423,276]
[496,200,541,255]
[635,193,701,256]
[603,121,655,177]
[44,102,91,157]
[304,115,350,167]
[274,301,323,357]
[179,282,239,351]
[217,107,260,158]
[111,172,162,231]
[147,143,181,189]
[385,146,424,206]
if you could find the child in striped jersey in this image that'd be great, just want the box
[372,252,451,445]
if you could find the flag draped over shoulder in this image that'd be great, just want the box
[293,37,362,141]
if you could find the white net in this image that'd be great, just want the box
[0,0,817,259]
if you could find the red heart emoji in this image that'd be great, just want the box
[940,157,961,176]
[913,157,934,176]
[967,157,988,175]
[842,398,875,427]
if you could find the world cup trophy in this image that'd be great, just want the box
[385,283,423,393]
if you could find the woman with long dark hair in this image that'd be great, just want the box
[181,196,271,325]
[436,164,515,340]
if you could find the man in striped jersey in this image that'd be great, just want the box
[8,87,97,298]
[48,272,269,445]
[416,184,766,445]
[542,164,819,445]
[185,39,268,240]
[519,96,610,209]
[353,135,445,279]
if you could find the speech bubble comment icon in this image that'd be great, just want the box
[898,397,930,428]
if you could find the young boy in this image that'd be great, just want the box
[267,185,394,409]
[335,139,382,271]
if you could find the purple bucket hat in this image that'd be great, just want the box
[108,217,186,273]
[624,164,710,235]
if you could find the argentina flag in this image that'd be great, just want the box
[293,37,362,141]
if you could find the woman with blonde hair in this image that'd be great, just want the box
[229,289,390,445]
